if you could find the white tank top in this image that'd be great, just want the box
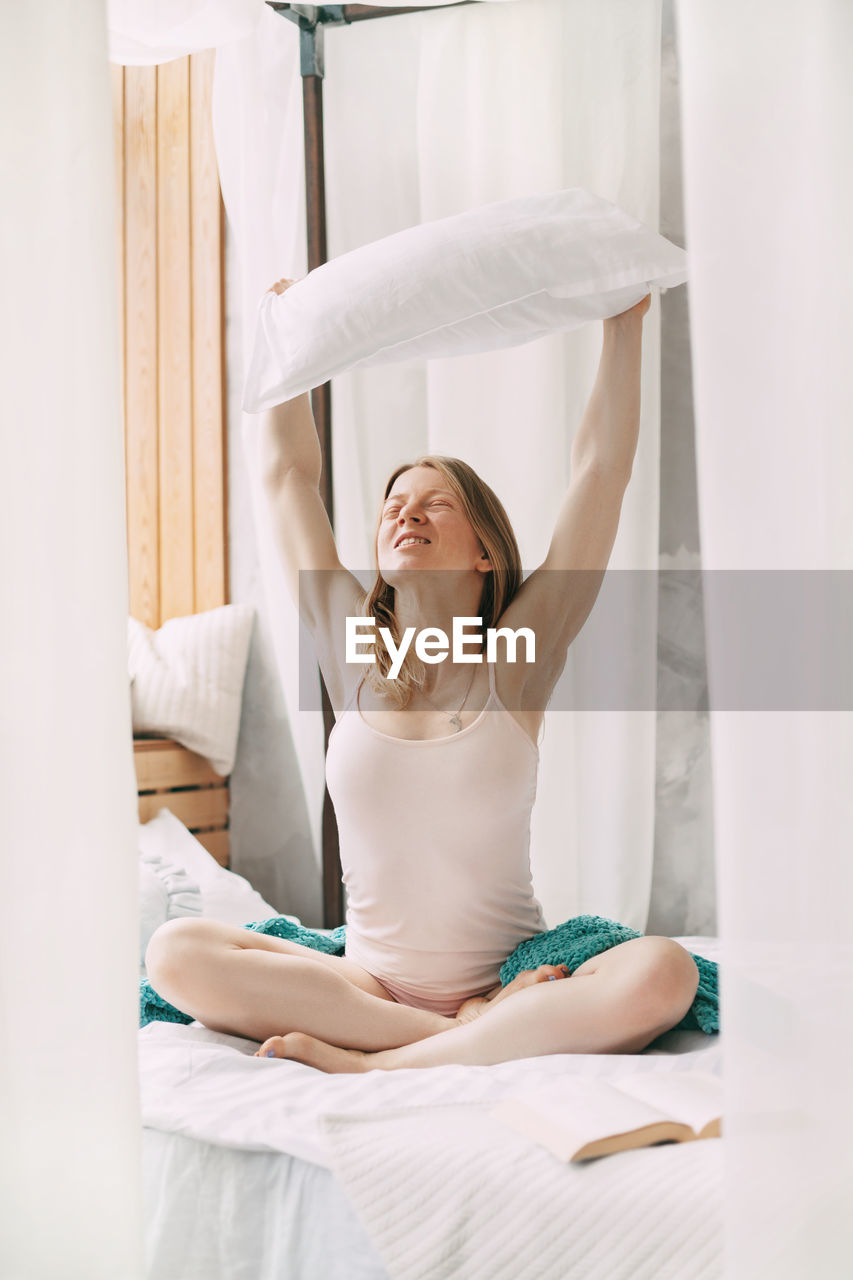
[325,661,548,1013]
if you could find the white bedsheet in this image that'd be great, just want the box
[141,935,723,1279]
[140,1022,720,1168]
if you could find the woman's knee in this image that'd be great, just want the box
[628,937,700,1028]
[145,916,224,988]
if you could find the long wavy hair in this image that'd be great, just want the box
[361,456,523,708]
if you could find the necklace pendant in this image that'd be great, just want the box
[449,713,463,732]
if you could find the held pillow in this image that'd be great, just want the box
[243,187,688,411]
[128,603,254,776]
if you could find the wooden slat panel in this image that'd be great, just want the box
[139,786,229,829]
[157,57,194,622]
[111,64,125,429]
[133,738,223,790]
[125,66,159,628]
[190,50,227,614]
[194,829,230,868]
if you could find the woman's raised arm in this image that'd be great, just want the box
[493,294,651,702]
[255,280,363,681]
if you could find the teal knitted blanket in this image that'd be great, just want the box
[140,913,719,1036]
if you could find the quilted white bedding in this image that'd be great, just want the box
[141,936,723,1280]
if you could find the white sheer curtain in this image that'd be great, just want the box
[214,0,664,930]
[0,3,143,1277]
[677,1,853,1274]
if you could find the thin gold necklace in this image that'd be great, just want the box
[418,664,478,733]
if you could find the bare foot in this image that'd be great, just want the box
[254,1031,376,1073]
[454,996,492,1026]
[455,965,570,1024]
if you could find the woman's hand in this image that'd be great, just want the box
[608,292,652,325]
[266,277,298,296]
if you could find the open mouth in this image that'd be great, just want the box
[394,536,431,549]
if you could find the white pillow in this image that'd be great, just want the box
[128,603,254,776]
[242,188,687,411]
[139,808,284,928]
[139,854,203,968]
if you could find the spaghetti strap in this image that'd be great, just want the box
[342,669,366,714]
[486,658,497,700]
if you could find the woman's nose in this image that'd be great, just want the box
[398,507,423,524]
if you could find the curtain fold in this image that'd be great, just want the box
[108,0,265,65]
[0,3,143,1276]
[677,1,853,1273]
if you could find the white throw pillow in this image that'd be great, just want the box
[139,855,203,968]
[139,808,284,928]
[243,188,687,411]
[128,603,254,776]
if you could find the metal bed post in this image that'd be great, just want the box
[268,1,476,927]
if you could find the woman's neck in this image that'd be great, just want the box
[391,575,485,640]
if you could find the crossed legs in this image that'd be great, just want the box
[145,917,453,1049]
[145,919,700,1072]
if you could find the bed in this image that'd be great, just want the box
[131,8,720,1275]
[140,936,723,1280]
[135,767,721,1279]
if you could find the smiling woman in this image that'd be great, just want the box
[360,455,524,700]
[144,285,710,1073]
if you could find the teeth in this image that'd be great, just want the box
[397,537,429,548]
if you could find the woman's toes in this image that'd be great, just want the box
[255,1035,289,1058]
[541,964,571,982]
[256,1031,369,1074]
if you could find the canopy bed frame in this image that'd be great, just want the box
[266,2,477,927]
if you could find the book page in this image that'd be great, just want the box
[493,1078,683,1162]
[612,1070,722,1136]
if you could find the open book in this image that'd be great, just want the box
[492,1069,722,1163]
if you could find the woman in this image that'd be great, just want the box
[145,284,699,1073]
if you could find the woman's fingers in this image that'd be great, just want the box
[266,277,297,296]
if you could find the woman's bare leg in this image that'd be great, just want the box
[258,937,701,1071]
[144,917,454,1049]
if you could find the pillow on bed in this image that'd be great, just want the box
[242,187,687,411]
[139,854,202,968]
[129,603,254,776]
[139,807,284,928]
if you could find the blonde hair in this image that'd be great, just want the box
[361,456,523,708]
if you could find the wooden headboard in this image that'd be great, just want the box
[113,52,231,865]
[133,738,230,867]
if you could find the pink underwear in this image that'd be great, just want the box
[372,972,496,1017]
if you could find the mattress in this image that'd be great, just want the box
[141,935,723,1280]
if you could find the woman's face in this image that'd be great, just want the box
[376,466,491,579]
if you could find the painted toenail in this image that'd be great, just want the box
[547,974,556,981]
[266,1050,276,1057]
